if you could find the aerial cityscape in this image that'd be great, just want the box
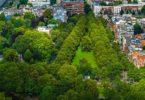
[1,0,145,100]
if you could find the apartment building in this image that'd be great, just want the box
[62,0,84,14]
[29,0,50,7]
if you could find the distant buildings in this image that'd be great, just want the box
[56,0,85,14]
[53,5,68,22]
[91,1,145,16]
[0,8,24,16]
[61,0,84,14]
[112,14,145,68]
[57,0,62,4]
[28,0,50,7]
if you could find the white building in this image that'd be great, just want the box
[53,5,68,22]
[29,0,50,7]
[93,3,145,16]
[93,6,102,16]
[113,6,121,14]
[37,26,51,35]
[57,0,62,4]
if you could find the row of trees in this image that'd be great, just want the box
[85,12,145,99]
[119,5,145,15]
[51,15,80,49]
[1,9,145,99]
[54,16,86,65]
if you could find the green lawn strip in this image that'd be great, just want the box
[72,47,97,67]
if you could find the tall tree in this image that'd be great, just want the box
[134,23,143,35]
[3,48,19,62]
[19,0,28,5]
[141,5,145,15]
[50,0,56,5]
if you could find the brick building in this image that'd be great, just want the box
[62,0,84,14]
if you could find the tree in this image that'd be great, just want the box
[126,10,129,14]
[48,19,58,24]
[141,5,145,15]
[0,13,5,21]
[128,0,132,3]
[50,0,56,5]
[84,2,91,14]
[134,23,143,35]
[132,10,135,15]
[100,1,107,6]
[0,9,140,100]
[124,80,145,100]
[24,12,35,20]
[113,1,123,5]
[24,63,48,94]
[57,64,78,84]
[0,92,12,100]
[0,92,5,100]
[13,30,54,60]
[75,79,99,100]
[37,74,57,88]
[19,0,28,5]
[31,17,39,28]
[137,10,142,15]
[143,46,145,50]
[24,49,32,62]
[38,22,45,26]
[0,62,23,92]
[43,9,52,19]
[57,89,78,100]
[54,16,85,65]
[80,36,92,51]
[3,48,19,62]
[0,21,6,35]
[39,86,56,100]
[78,58,92,76]
[11,27,25,44]
[0,36,7,53]
[10,17,24,28]
[120,10,124,15]
[133,0,138,3]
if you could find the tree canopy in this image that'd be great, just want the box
[0,9,144,100]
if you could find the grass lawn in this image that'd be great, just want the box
[72,47,97,67]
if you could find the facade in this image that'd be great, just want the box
[29,0,50,7]
[53,5,68,22]
[92,2,145,16]
[57,0,62,4]
[37,26,51,35]
[113,6,121,14]
[112,14,145,68]
[134,56,145,68]
[62,0,84,14]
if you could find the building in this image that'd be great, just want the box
[29,0,50,7]
[113,6,121,14]
[92,2,145,16]
[112,13,145,68]
[134,55,145,68]
[53,5,68,22]
[57,0,62,4]
[62,0,84,14]
[37,26,51,35]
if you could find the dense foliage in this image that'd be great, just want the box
[0,10,145,100]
